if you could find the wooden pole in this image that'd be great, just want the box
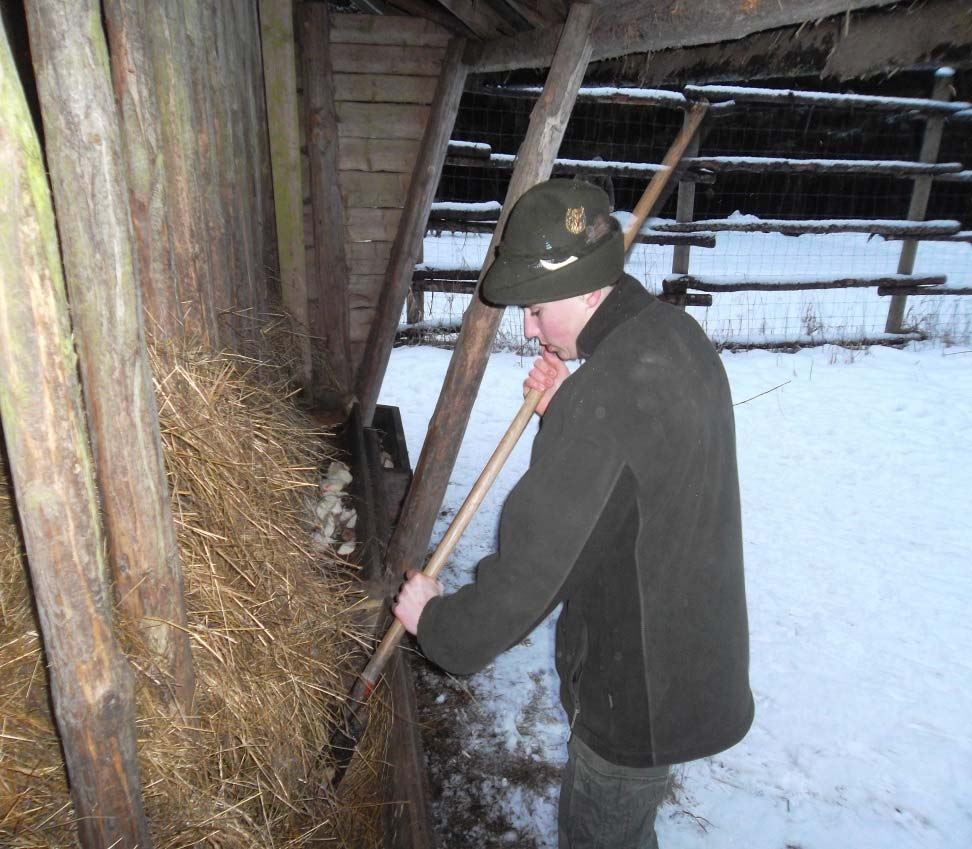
[26,0,195,717]
[0,31,151,848]
[379,2,596,589]
[355,35,469,425]
[299,0,352,394]
[144,0,219,345]
[259,0,314,386]
[103,0,181,339]
[671,109,702,295]
[885,69,954,334]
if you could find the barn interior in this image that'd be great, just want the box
[0,1,969,847]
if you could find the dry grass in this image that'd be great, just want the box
[0,335,387,847]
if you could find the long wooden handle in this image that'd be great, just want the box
[358,388,543,690]
[623,100,709,251]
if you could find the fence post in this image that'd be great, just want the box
[670,106,702,303]
[0,30,151,848]
[885,68,954,333]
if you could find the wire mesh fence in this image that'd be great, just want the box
[405,68,972,351]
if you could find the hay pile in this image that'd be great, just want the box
[0,339,387,847]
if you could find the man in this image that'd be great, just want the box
[393,179,753,848]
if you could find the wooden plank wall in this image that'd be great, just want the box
[300,14,449,376]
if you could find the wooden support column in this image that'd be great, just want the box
[144,0,219,345]
[380,3,595,585]
[26,0,195,717]
[355,36,468,425]
[0,32,151,848]
[885,69,953,333]
[260,0,313,386]
[103,0,180,339]
[299,0,352,393]
[670,107,702,302]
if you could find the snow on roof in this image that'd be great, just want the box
[685,84,971,113]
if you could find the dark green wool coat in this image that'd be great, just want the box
[417,275,754,767]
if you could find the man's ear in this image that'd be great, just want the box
[582,288,604,310]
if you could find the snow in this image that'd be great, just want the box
[493,84,689,108]
[430,200,502,214]
[379,341,972,849]
[377,226,972,848]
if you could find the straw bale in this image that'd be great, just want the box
[0,337,388,847]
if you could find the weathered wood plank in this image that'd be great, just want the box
[300,1,352,392]
[337,101,432,140]
[665,273,947,292]
[349,240,395,274]
[346,207,404,242]
[330,12,451,47]
[0,27,151,848]
[474,0,904,72]
[350,273,387,297]
[31,0,194,720]
[381,3,596,597]
[339,170,412,208]
[334,72,438,105]
[338,138,422,173]
[260,0,312,384]
[331,43,446,76]
[355,37,468,424]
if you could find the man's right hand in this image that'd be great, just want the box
[523,348,570,416]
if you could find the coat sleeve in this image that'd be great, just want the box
[416,424,627,676]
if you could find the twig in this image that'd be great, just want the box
[733,380,791,407]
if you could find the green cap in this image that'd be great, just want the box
[480,179,624,307]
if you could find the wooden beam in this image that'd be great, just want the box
[886,69,953,333]
[595,0,972,85]
[355,36,468,424]
[650,217,960,238]
[473,0,905,72]
[0,28,150,848]
[384,0,480,38]
[30,0,194,718]
[300,1,352,393]
[103,0,180,338]
[665,273,947,292]
[436,0,513,39]
[380,2,596,589]
[330,10,452,45]
[260,0,313,385]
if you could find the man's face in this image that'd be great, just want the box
[522,295,592,361]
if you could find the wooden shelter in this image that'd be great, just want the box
[0,0,969,845]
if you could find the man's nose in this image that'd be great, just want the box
[523,311,538,339]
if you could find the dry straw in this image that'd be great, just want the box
[0,334,389,847]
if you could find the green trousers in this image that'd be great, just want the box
[558,735,670,849]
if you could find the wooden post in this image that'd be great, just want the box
[671,107,702,302]
[299,0,352,393]
[260,0,314,386]
[26,0,195,717]
[144,0,219,345]
[380,3,595,586]
[355,36,469,425]
[103,0,181,339]
[885,68,954,333]
[0,32,151,848]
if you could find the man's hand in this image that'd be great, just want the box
[524,348,570,416]
[392,570,444,635]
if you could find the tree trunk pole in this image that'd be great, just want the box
[885,68,953,333]
[26,0,195,718]
[103,0,181,339]
[0,31,151,849]
[380,2,596,584]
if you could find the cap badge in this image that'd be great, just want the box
[565,206,586,235]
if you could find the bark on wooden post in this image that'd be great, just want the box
[103,0,180,339]
[885,69,954,333]
[299,0,352,393]
[144,0,219,345]
[26,0,195,717]
[260,0,314,386]
[381,3,595,585]
[355,36,469,425]
[0,33,151,848]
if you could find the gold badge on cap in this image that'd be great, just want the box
[565,206,586,235]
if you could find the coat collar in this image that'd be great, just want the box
[577,274,656,359]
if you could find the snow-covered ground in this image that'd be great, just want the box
[379,340,972,849]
